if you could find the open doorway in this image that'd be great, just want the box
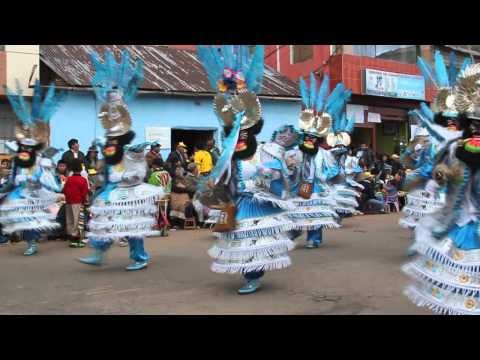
[171,127,218,157]
[351,127,374,152]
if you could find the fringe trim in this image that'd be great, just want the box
[404,285,474,315]
[293,221,340,231]
[415,242,480,274]
[0,213,56,224]
[93,194,161,211]
[288,210,338,219]
[214,222,294,241]
[403,207,430,218]
[90,205,158,216]
[2,222,60,235]
[403,263,480,297]
[399,218,417,229]
[335,196,359,207]
[208,239,296,261]
[211,256,292,274]
[86,230,161,241]
[252,193,296,210]
[406,194,444,208]
[88,218,156,232]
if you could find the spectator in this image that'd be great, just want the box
[166,142,189,175]
[62,159,89,249]
[61,138,86,173]
[147,158,172,194]
[0,159,11,185]
[169,165,190,229]
[358,172,385,213]
[185,163,206,227]
[207,138,221,165]
[194,142,213,176]
[145,142,163,169]
[390,154,403,176]
[356,143,375,170]
[55,160,68,188]
[85,145,103,192]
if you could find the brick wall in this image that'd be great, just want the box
[328,54,435,103]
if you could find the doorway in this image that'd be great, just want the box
[171,127,218,157]
[351,127,374,152]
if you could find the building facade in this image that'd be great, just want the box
[0,45,40,155]
[265,45,479,155]
[39,45,301,159]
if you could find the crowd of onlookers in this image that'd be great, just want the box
[352,143,407,215]
[0,139,411,246]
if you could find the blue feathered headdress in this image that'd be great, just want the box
[417,50,471,116]
[299,73,353,139]
[197,45,265,94]
[6,79,67,146]
[408,103,462,146]
[90,49,144,103]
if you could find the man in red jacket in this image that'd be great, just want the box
[63,159,89,248]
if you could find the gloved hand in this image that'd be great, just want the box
[122,171,141,184]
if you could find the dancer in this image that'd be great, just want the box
[288,73,346,249]
[403,62,480,315]
[196,45,295,295]
[399,109,447,229]
[0,80,65,256]
[78,49,164,271]
[400,51,467,252]
[326,106,363,217]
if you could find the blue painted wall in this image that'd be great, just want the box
[50,91,300,160]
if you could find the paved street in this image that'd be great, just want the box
[0,213,429,315]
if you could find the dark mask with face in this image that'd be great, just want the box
[103,131,136,166]
[455,115,480,170]
[434,113,459,131]
[299,133,320,156]
[15,143,43,168]
[224,119,264,160]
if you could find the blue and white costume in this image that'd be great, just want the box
[402,59,480,315]
[78,50,163,271]
[399,110,448,230]
[326,108,362,216]
[289,73,352,249]
[196,45,295,295]
[0,81,65,256]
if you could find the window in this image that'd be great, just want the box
[291,45,313,64]
[352,45,420,64]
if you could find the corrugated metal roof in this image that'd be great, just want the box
[40,45,300,98]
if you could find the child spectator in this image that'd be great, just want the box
[63,159,89,248]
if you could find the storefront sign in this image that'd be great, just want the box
[145,127,171,149]
[346,104,367,124]
[363,68,425,101]
[367,112,382,123]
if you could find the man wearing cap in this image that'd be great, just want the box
[166,142,189,175]
[145,142,163,169]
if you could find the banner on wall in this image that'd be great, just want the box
[367,112,382,123]
[363,68,425,101]
[347,104,367,124]
[145,127,171,149]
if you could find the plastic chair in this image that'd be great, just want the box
[385,194,400,213]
